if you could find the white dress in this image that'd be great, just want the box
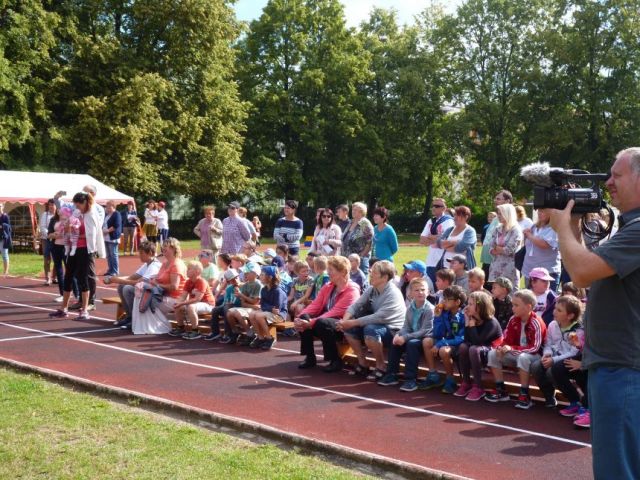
[131,282,174,335]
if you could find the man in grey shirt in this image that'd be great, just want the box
[337,260,406,381]
[550,147,640,480]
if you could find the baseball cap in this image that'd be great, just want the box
[403,260,427,275]
[262,265,278,278]
[493,277,513,292]
[243,262,261,276]
[271,256,285,269]
[263,248,277,258]
[198,250,213,259]
[529,267,554,281]
[447,254,467,266]
[227,201,240,209]
[223,268,239,281]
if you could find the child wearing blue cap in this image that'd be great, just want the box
[248,266,288,350]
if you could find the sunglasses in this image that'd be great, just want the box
[321,214,333,218]
[432,204,445,208]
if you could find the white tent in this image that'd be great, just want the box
[0,170,135,249]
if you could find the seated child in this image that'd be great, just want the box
[455,291,503,401]
[305,251,317,272]
[169,261,216,340]
[561,281,587,304]
[398,260,433,307]
[419,285,466,393]
[429,268,455,307]
[231,254,248,282]
[311,255,330,300]
[531,295,589,426]
[378,278,434,392]
[288,261,314,319]
[485,289,547,409]
[491,276,513,330]
[529,267,557,325]
[212,253,232,300]
[286,255,300,279]
[204,267,239,341]
[348,254,369,293]
[247,266,288,350]
[467,267,490,295]
[198,250,219,288]
[447,254,469,293]
[226,262,262,344]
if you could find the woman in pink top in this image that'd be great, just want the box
[294,256,360,372]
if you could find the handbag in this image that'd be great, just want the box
[514,246,526,271]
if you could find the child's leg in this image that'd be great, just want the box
[439,346,454,377]
[174,305,186,327]
[185,304,199,332]
[516,353,538,389]
[253,312,270,338]
[487,349,505,382]
[236,312,250,333]
[422,337,436,371]
[70,231,78,256]
[226,309,240,332]
[551,360,582,404]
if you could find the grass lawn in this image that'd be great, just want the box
[0,368,371,479]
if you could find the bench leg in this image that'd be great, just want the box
[116,304,126,321]
[268,325,277,339]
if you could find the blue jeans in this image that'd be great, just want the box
[345,323,395,346]
[158,228,169,243]
[105,241,119,275]
[426,266,437,287]
[589,367,640,479]
[386,338,424,381]
[360,256,370,275]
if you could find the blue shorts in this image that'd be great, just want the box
[345,323,395,346]
[43,240,53,258]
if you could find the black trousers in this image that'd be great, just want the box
[64,247,91,293]
[299,316,344,362]
[88,251,96,303]
[533,357,588,406]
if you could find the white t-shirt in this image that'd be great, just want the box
[135,259,162,279]
[534,292,548,314]
[156,209,169,230]
[519,218,534,231]
[421,216,455,267]
[144,209,157,225]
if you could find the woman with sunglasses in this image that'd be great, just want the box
[310,208,342,256]
[49,192,105,321]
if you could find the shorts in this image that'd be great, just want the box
[43,240,53,258]
[345,323,396,346]
[189,302,214,314]
[229,307,255,319]
[487,350,540,373]
[263,312,285,325]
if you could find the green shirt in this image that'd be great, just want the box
[480,217,499,264]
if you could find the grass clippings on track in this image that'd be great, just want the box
[0,368,371,479]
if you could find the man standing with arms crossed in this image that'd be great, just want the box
[549,147,640,480]
[419,198,454,286]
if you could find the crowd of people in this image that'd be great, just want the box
[5,147,639,479]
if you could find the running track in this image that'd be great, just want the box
[0,269,592,479]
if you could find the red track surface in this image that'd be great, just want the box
[0,258,592,479]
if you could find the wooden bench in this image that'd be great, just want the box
[102,296,126,321]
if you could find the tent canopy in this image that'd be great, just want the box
[0,170,134,206]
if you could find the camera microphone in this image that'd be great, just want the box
[520,162,556,187]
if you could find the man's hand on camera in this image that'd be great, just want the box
[548,199,580,233]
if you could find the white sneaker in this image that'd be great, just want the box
[54,296,64,303]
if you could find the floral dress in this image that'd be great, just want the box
[342,218,374,257]
[488,225,523,286]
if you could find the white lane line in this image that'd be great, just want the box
[0,327,121,343]
[17,276,118,292]
[0,299,591,449]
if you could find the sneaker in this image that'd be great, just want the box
[249,337,264,349]
[68,302,82,311]
[377,373,399,387]
[203,332,222,341]
[441,377,457,394]
[260,337,276,350]
[220,333,238,345]
[76,310,91,321]
[366,369,385,382]
[237,334,254,346]
[399,379,418,392]
[417,373,443,390]
[168,328,185,337]
[44,280,51,286]
[54,296,64,303]
[559,402,581,417]
[465,386,486,402]
[454,381,472,397]
[114,317,132,328]
[86,303,96,312]
[182,331,201,340]
[544,396,558,408]
[573,409,590,429]
[485,389,510,403]
[48,309,68,318]
[514,394,533,410]
[281,328,297,337]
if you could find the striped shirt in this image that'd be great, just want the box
[273,217,304,254]
[221,216,251,254]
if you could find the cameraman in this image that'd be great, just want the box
[549,148,640,480]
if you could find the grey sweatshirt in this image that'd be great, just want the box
[347,281,406,329]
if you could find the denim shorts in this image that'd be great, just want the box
[43,240,53,258]
[346,323,395,346]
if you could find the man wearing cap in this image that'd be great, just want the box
[528,267,557,326]
[221,202,251,255]
[398,260,434,306]
[419,198,454,286]
[549,147,640,479]
[274,200,304,255]
[156,201,169,244]
[448,254,469,293]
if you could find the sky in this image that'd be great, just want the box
[233,0,463,28]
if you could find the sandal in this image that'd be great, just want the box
[348,364,369,377]
[366,368,385,382]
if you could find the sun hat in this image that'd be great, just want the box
[529,267,554,281]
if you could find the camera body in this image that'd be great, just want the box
[521,163,609,214]
[533,185,603,214]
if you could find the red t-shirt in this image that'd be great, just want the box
[183,277,215,305]
[76,219,87,248]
